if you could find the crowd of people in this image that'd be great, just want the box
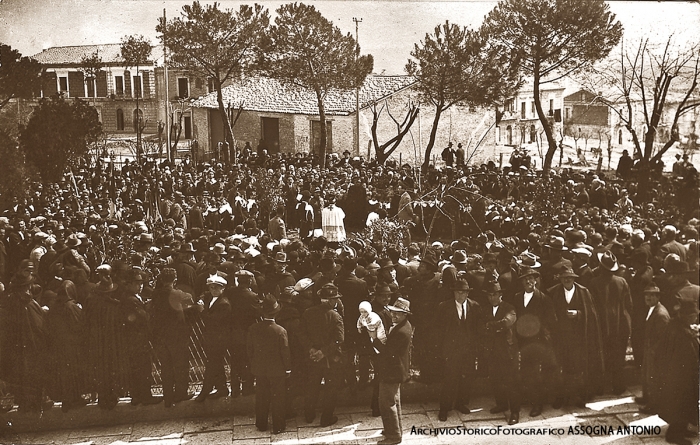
[0,149,697,445]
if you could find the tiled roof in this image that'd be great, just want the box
[32,44,161,66]
[191,75,416,116]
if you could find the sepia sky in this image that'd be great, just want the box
[1,0,698,75]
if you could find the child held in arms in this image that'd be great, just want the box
[357,301,386,353]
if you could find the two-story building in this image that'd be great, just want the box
[33,44,160,138]
[495,81,565,149]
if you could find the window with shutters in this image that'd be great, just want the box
[207,78,215,93]
[530,125,536,143]
[115,76,124,96]
[184,115,192,139]
[531,101,536,118]
[506,125,513,145]
[178,78,189,99]
[521,102,526,119]
[133,75,142,98]
[549,99,554,115]
[86,79,96,98]
[59,77,68,95]
[116,109,124,131]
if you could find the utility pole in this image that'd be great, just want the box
[163,8,171,162]
[353,17,362,157]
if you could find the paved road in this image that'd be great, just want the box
[10,385,686,445]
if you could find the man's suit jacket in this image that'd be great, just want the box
[200,293,233,350]
[433,298,482,360]
[247,320,291,377]
[335,271,368,332]
[659,240,687,262]
[373,318,413,383]
[507,288,556,346]
[483,301,517,358]
[644,302,670,354]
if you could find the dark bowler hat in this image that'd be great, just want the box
[375,284,394,295]
[545,236,568,251]
[597,251,619,272]
[179,242,196,253]
[558,267,579,279]
[420,253,438,270]
[261,294,281,317]
[518,266,540,280]
[483,281,503,294]
[319,283,341,298]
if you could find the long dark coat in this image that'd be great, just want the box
[47,280,87,404]
[589,272,632,373]
[654,318,699,427]
[548,283,605,394]
[372,318,413,384]
[84,283,129,394]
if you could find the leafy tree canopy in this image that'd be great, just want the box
[407,21,520,110]
[263,2,373,167]
[120,35,153,69]
[482,0,623,84]
[19,95,102,183]
[264,2,374,93]
[481,0,623,173]
[406,21,520,171]
[157,1,270,150]
[0,43,44,110]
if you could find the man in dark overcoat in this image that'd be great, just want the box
[505,266,557,417]
[482,281,520,425]
[299,283,344,427]
[248,294,291,434]
[434,279,482,421]
[151,267,200,407]
[589,251,632,394]
[548,268,604,407]
[637,284,669,413]
[120,267,160,406]
[84,264,129,410]
[196,274,233,401]
[335,258,370,390]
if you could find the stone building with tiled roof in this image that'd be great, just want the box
[190,75,502,165]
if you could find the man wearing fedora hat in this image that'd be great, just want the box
[335,258,371,393]
[434,278,482,421]
[264,252,296,297]
[371,296,413,445]
[548,267,603,409]
[589,250,632,395]
[247,294,291,434]
[229,269,261,397]
[151,268,201,407]
[120,267,162,406]
[482,280,520,425]
[507,266,557,417]
[541,236,572,291]
[299,283,344,427]
[403,252,442,384]
[196,275,233,402]
[637,284,669,415]
[173,242,197,296]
